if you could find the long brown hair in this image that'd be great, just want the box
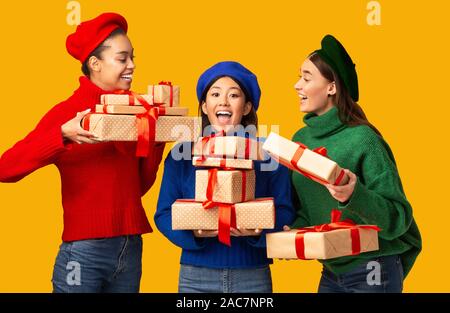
[309,53,382,137]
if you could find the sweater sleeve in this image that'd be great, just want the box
[246,162,296,248]
[154,148,211,250]
[0,106,70,183]
[139,143,166,196]
[338,135,414,241]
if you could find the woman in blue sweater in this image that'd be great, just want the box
[155,61,295,293]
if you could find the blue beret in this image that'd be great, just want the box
[196,61,261,111]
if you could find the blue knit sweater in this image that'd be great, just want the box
[154,140,295,269]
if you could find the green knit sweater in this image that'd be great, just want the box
[291,106,421,278]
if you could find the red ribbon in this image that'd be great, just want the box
[194,131,226,163]
[201,168,248,246]
[152,81,174,107]
[286,142,345,186]
[202,168,247,208]
[195,132,253,160]
[176,198,274,246]
[294,209,381,259]
[97,89,165,157]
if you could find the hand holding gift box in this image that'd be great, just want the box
[262,132,349,186]
[266,209,380,260]
[193,133,265,160]
[172,198,275,246]
[82,114,201,143]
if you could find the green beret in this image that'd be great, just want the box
[315,34,359,102]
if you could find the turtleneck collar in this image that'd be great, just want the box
[303,106,347,138]
[78,76,111,101]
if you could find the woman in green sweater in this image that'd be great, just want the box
[288,34,421,293]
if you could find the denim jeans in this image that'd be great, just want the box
[318,255,404,293]
[178,264,272,293]
[52,235,142,293]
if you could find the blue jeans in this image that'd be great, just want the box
[52,235,142,293]
[318,255,404,293]
[178,264,272,293]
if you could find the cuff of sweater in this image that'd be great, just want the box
[41,126,71,158]
[337,178,371,221]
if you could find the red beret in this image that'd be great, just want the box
[66,12,128,63]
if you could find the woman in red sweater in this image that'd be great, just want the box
[0,12,165,292]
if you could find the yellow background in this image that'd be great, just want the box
[0,0,447,292]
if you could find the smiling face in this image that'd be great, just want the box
[294,58,336,115]
[201,76,252,133]
[88,33,135,91]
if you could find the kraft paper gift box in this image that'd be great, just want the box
[95,105,188,116]
[266,210,380,260]
[100,94,153,106]
[193,136,265,160]
[171,198,275,230]
[82,114,201,142]
[148,83,180,107]
[192,156,254,170]
[262,132,349,185]
[195,169,255,204]
[266,228,379,260]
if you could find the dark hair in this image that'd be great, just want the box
[198,75,258,135]
[81,28,126,77]
[308,53,382,137]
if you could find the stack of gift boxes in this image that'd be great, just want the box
[171,135,275,246]
[81,82,201,151]
[261,132,380,260]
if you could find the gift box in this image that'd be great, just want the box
[192,156,254,170]
[95,104,188,116]
[81,114,201,142]
[195,169,255,204]
[172,198,275,230]
[266,210,380,260]
[193,136,265,160]
[148,82,180,107]
[262,132,348,185]
[100,94,153,106]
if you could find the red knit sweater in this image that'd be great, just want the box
[0,76,165,241]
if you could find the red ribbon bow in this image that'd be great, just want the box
[151,81,174,107]
[176,197,274,247]
[294,209,381,259]
[96,89,166,157]
[289,142,345,186]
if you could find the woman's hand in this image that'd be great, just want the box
[61,109,99,144]
[193,229,218,238]
[325,169,357,203]
[230,227,261,237]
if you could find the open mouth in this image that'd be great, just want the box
[299,94,308,103]
[120,74,133,81]
[216,110,232,124]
